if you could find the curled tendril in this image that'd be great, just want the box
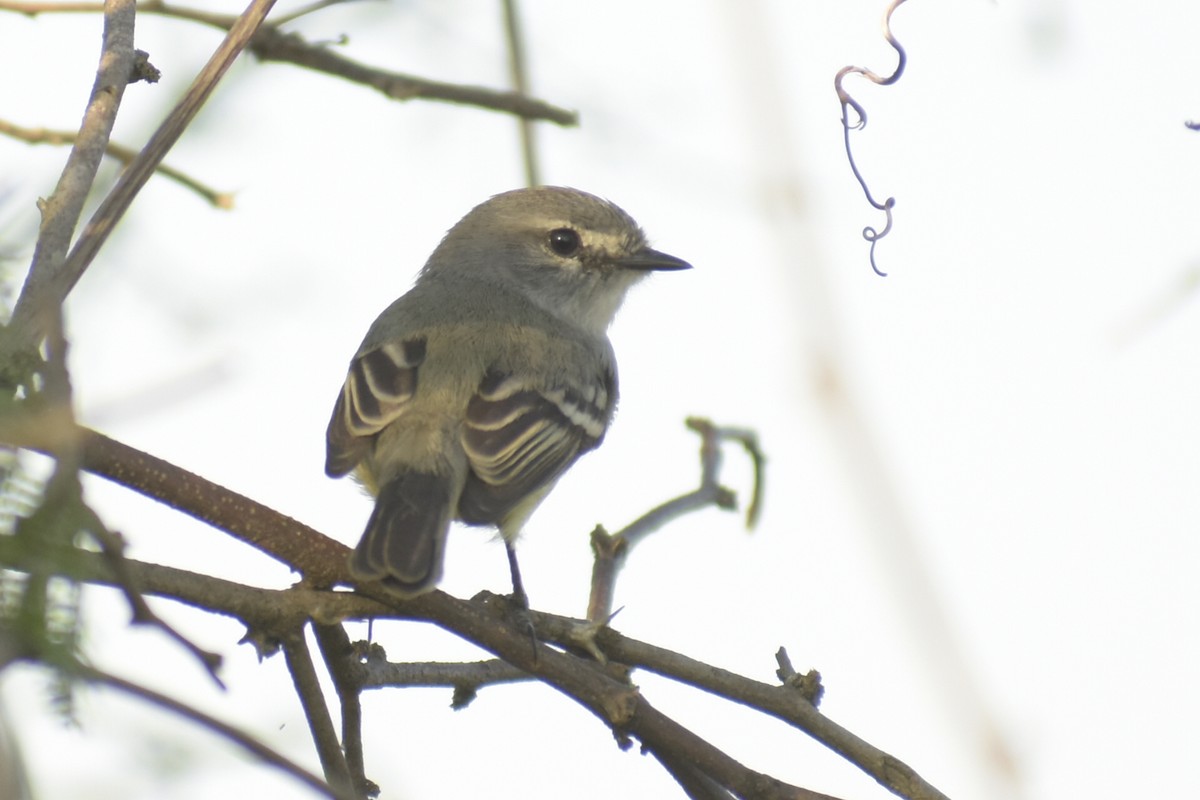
[834,0,909,277]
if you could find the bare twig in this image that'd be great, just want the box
[359,653,529,701]
[0,1,579,126]
[0,119,234,208]
[0,406,947,799]
[244,25,578,124]
[834,0,909,276]
[0,532,947,800]
[4,0,278,354]
[532,614,950,800]
[587,417,763,623]
[429,591,836,800]
[78,663,349,800]
[502,0,541,186]
[81,506,226,686]
[281,627,354,796]
[311,623,377,798]
[8,0,137,363]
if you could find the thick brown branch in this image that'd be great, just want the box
[0,530,942,800]
[0,408,939,798]
[0,419,350,586]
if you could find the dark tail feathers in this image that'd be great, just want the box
[349,472,452,596]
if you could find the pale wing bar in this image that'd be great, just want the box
[458,369,611,524]
[325,337,427,477]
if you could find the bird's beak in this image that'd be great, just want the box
[616,247,692,272]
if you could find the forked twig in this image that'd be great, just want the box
[587,417,764,623]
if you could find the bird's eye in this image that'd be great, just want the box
[548,228,582,257]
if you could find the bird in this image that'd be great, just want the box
[325,186,690,603]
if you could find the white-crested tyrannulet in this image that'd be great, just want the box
[325,186,690,601]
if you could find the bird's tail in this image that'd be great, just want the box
[349,472,453,596]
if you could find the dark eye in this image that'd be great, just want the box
[548,228,582,257]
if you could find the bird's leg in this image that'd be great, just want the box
[505,541,530,609]
[505,542,539,660]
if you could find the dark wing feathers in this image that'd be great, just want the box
[325,337,427,477]
[457,368,613,525]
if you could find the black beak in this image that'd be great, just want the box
[616,247,692,272]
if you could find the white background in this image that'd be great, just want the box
[2,1,1198,799]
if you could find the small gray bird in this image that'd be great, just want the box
[325,187,690,601]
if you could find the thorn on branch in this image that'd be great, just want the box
[240,626,284,661]
[129,49,160,84]
[834,0,909,277]
[775,647,823,707]
[451,684,478,710]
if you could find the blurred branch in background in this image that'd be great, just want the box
[502,0,542,186]
[0,118,234,208]
[723,1,1021,797]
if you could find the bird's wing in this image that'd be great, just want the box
[458,367,613,526]
[325,337,427,477]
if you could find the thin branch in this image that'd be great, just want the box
[268,0,365,27]
[243,25,578,124]
[425,591,836,800]
[4,0,278,354]
[77,663,349,800]
[0,415,350,586]
[833,0,909,276]
[7,0,137,361]
[281,627,354,796]
[0,119,234,208]
[0,406,942,799]
[360,654,529,700]
[311,623,377,798]
[0,533,946,800]
[501,0,541,186]
[0,0,580,126]
[80,505,226,686]
[532,614,950,800]
[587,417,762,623]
